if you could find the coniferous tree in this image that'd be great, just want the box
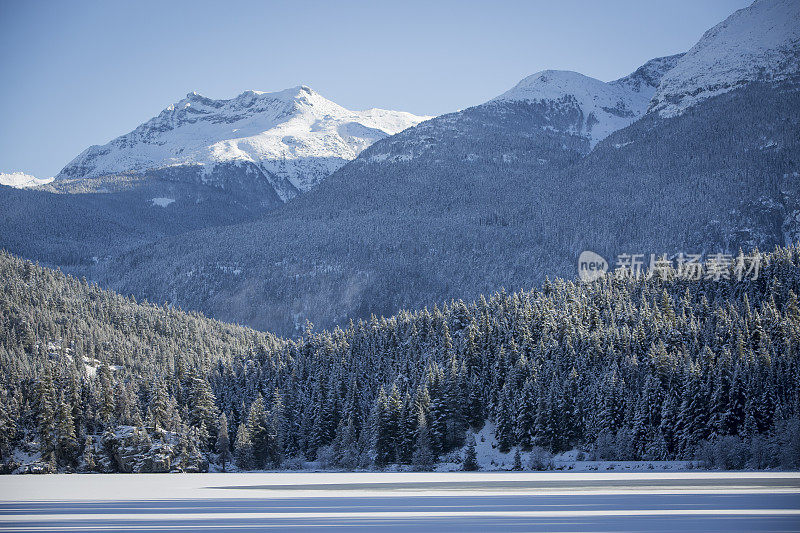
[334,417,360,469]
[55,394,78,467]
[246,395,270,469]
[495,386,515,453]
[0,397,16,462]
[97,364,116,428]
[398,391,415,464]
[269,389,285,466]
[677,363,708,455]
[234,422,253,470]
[463,433,478,471]
[513,448,523,471]
[148,381,171,431]
[217,412,230,472]
[189,374,218,441]
[372,387,392,466]
[515,379,536,450]
[35,370,57,466]
[82,436,95,472]
[412,414,435,471]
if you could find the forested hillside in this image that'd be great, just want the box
[98,79,800,336]
[0,176,272,268]
[1,245,799,473]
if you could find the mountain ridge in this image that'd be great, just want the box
[56,85,431,201]
[650,0,800,116]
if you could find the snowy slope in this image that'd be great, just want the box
[650,0,800,117]
[610,54,684,101]
[56,86,430,200]
[0,171,53,188]
[490,56,680,147]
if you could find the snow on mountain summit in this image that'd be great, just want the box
[56,86,431,199]
[650,0,800,117]
[0,171,54,189]
[361,55,682,167]
[490,57,679,146]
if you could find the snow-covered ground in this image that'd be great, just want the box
[434,422,695,472]
[2,471,799,501]
[0,472,797,532]
[151,197,176,207]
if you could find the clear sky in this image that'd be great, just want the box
[0,0,752,177]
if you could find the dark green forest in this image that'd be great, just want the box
[1,245,799,473]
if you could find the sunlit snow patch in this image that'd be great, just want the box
[151,197,176,207]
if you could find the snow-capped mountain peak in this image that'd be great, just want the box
[650,0,800,117]
[362,55,682,166]
[489,60,678,146]
[0,171,54,189]
[56,86,431,200]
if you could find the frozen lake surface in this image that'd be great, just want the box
[0,472,798,532]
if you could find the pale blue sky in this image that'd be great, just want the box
[0,0,751,177]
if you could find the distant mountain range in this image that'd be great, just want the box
[0,171,53,188]
[1,0,798,336]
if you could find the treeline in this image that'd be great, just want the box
[0,245,799,472]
